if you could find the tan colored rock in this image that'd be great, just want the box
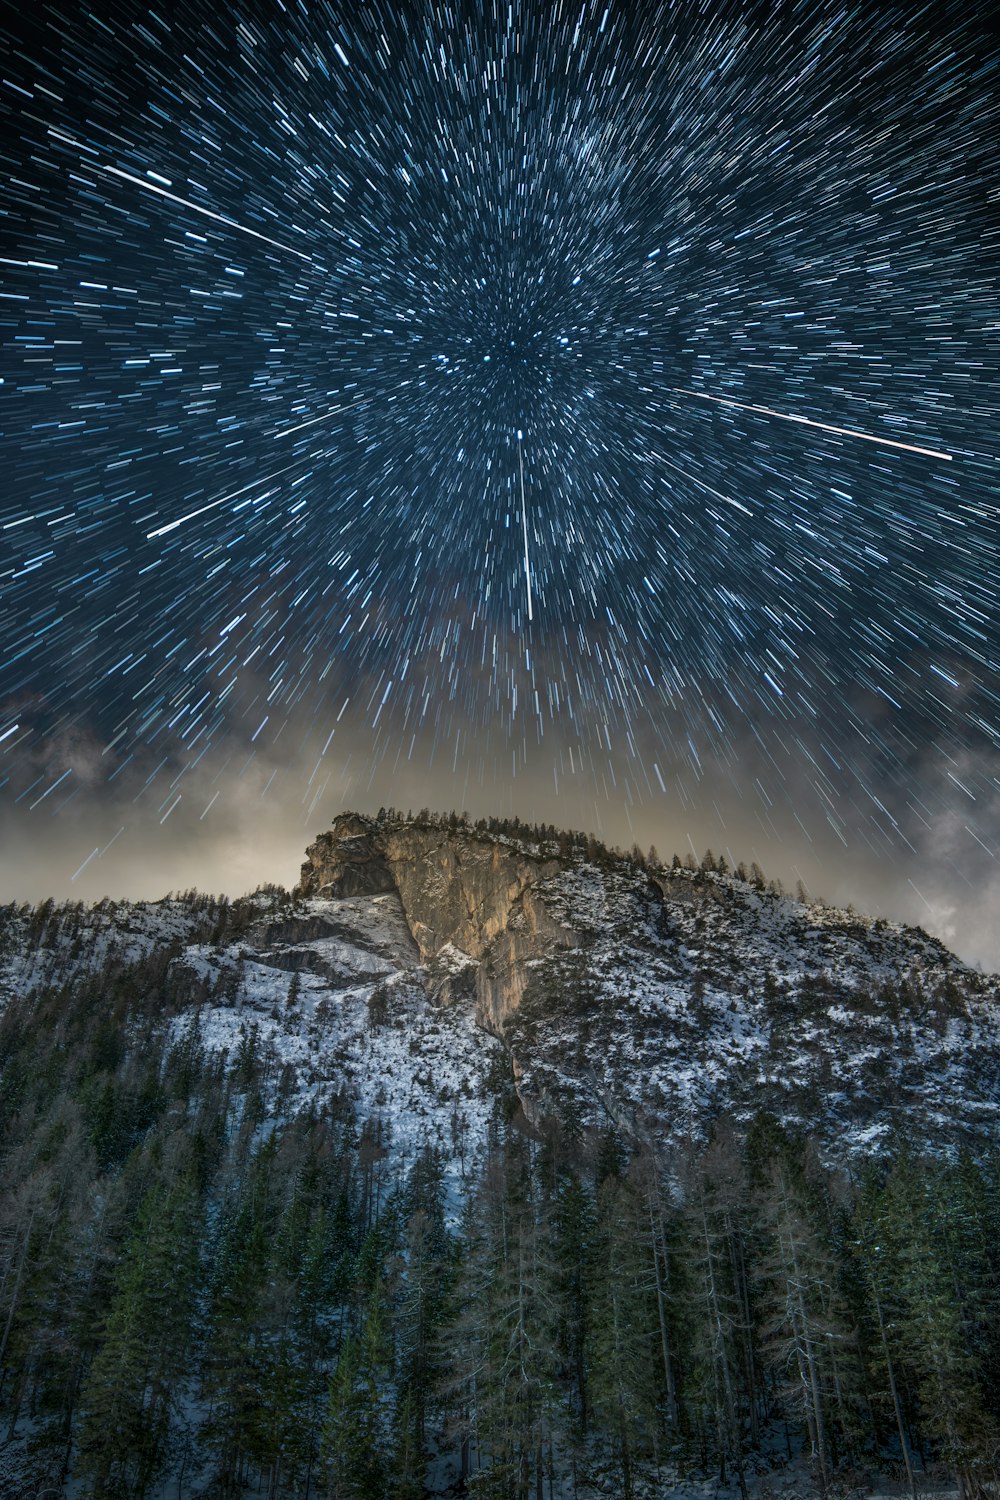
[297,815,577,1030]
[297,814,394,898]
[475,884,575,1033]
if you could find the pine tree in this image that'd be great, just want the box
[548,1166,593,1438]
[879,1155,997,1494]
[440,1133,560,1497]
[849,1168,919,1499]
[395,1148,451,1466]
[753,1149,864,1493]
[200,1140,278,1494]
[676,1140,752,1494]
[76,1170,203,1497]
[587,1173,659,1499]
[323,1289,392,1500]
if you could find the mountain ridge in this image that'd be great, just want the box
[4,807,997,1166]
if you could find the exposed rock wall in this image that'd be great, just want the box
[475,884,574,1033]
[297,815,576,1029]
[297,814,395,898]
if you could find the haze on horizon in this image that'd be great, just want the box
[2,712,998,974]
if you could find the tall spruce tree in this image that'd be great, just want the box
[76,1168,203,1498]
[587,1173,659,1499]
[323,1287,393,1500]
[752,1148,864,1493]
[880,1155,997,1495]
[676,1140,751,1494]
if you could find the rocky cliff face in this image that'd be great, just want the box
[297,814,396,898]
[3,814,998,1163]
[297,813,575,1030]
[293,814,1000,1157]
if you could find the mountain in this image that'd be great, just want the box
[6,809,995,1165]
[1,810,998,1498]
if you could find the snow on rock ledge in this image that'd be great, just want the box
[297,813,577,1030]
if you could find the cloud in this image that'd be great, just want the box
[1,697,998,974]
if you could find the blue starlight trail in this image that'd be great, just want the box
[1,1,998,955]
[517,429,532,623]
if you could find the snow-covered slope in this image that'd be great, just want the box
[0,886,501,1200]
[170,893,501,1193]
[2,817,997,1168]
[507,860,1000,1155]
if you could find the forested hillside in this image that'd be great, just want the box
[1,813,998,1497]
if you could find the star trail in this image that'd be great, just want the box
[1,1,998,957]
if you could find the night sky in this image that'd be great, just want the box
[1,1,998,965]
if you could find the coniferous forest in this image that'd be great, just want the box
[1,919,998,1500]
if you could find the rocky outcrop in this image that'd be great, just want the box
[475,884,575,1033]
[297,814,395,898]
[297,815,577,1029]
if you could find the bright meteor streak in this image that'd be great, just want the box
[518,430,533,622]
[146,465,300,538]
[672,388,954,462]
[271,403,350,439]
[48,129,319,266]
[98,165,318,265]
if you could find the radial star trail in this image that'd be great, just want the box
[47,139,321,266]
[518,430,532,623]
[670,388,956,463]
[0,0,997,899]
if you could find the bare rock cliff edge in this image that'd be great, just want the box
[296,813,575,1031]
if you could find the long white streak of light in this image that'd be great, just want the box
[518,432,533,622]
[49,131,318,266]
[652,449,754,516]
[71,825,128,882]
[70,849,100,883]
[146,463,300,538]
[99,164,317,264]
[271,403,348,438]
[672,387,954,461]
